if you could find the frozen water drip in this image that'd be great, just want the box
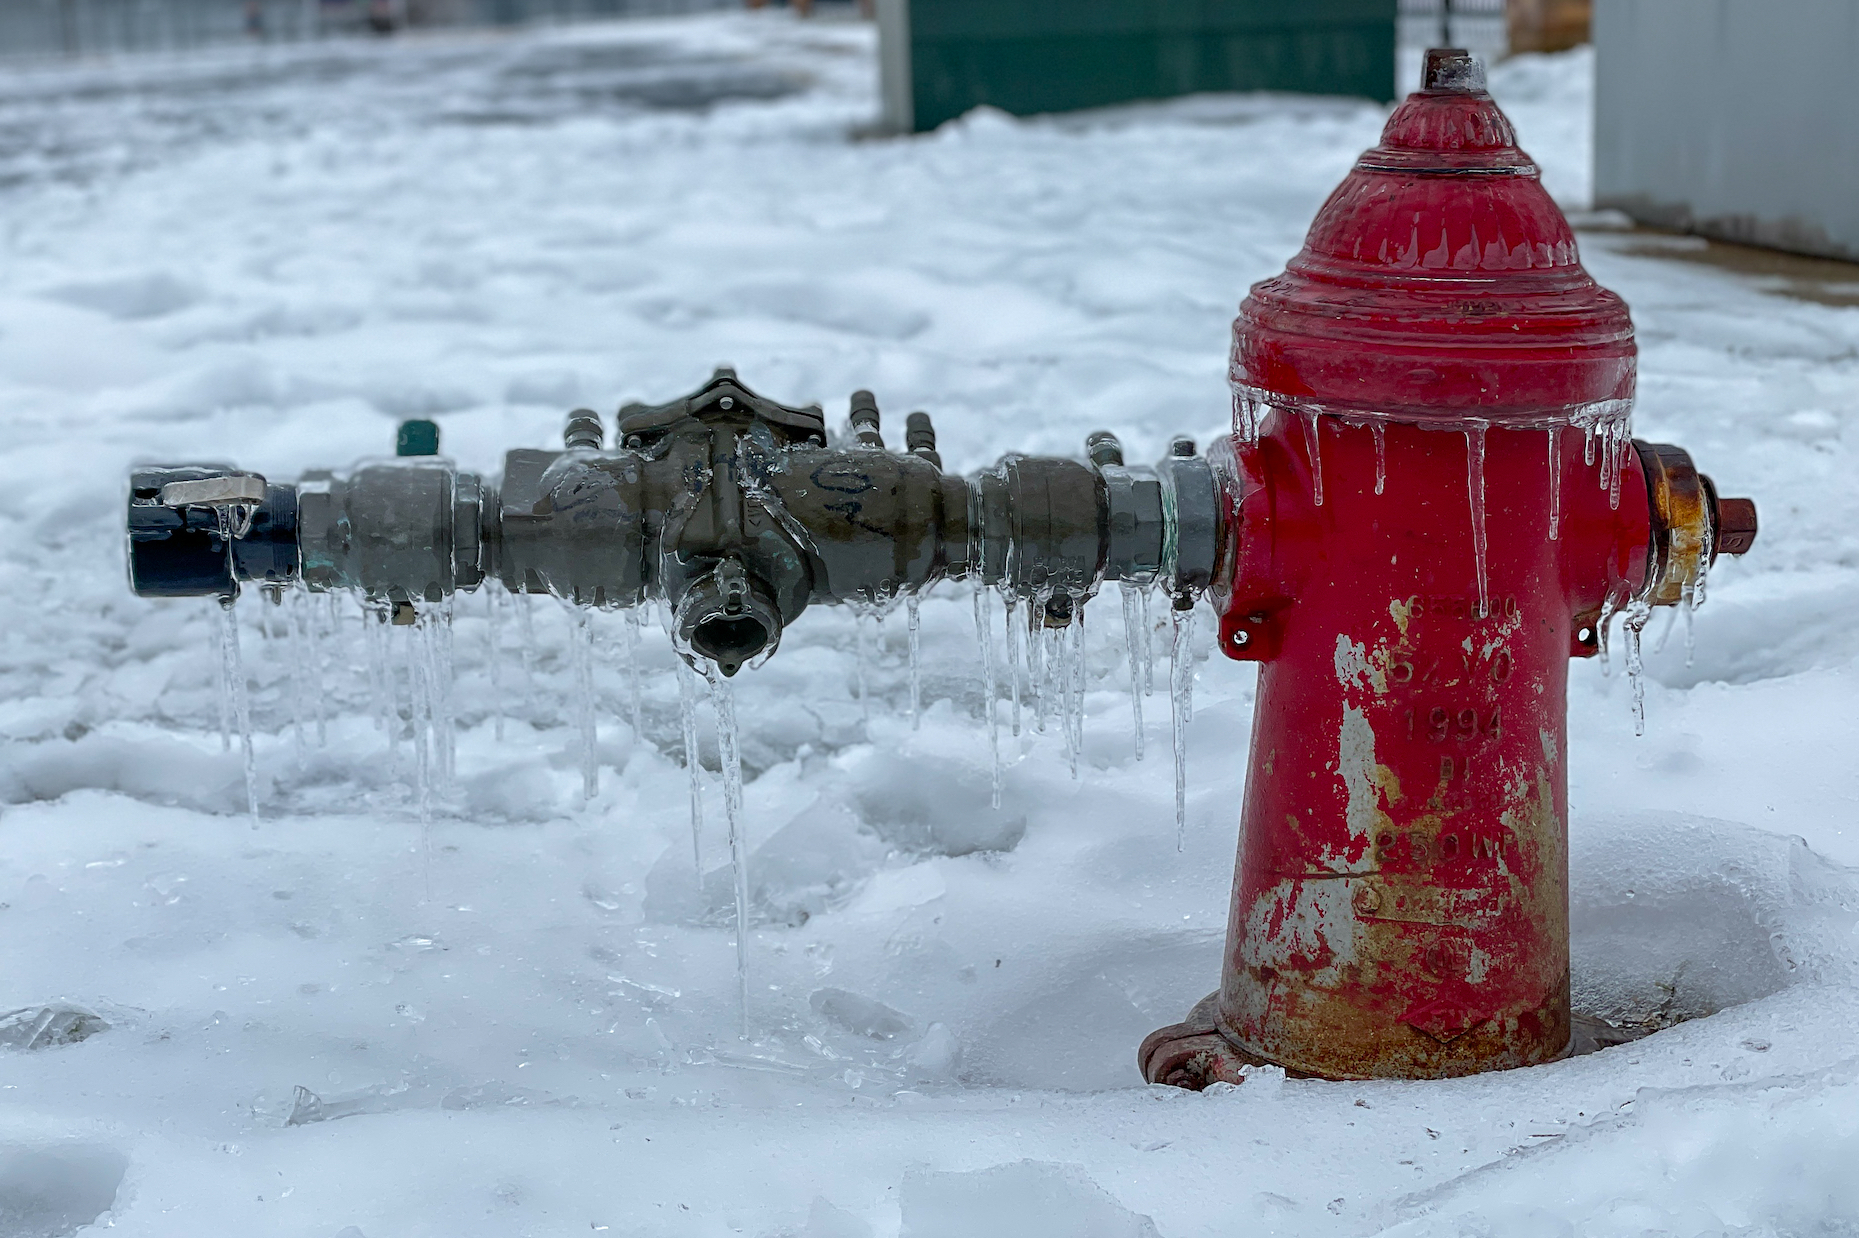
[624,605,644,738]
[1121,582,1145,760]
[486,581,505,742]
[1465,422,1490,620]
[1622,598,1653,736]
[217,596,258,825]
[907,593,922,730]
[1004,591,1023,740]
[1067,601,1086,775]
[1300,410,1325,507]
[516,588,538,720]
[1139,585,1154,696]
[1597,590,1620,677]
[1170,597,1195,851]
[854,606,872,727]
[677,657,705,873]
[1547,425,1562,542]
[1028,602,1049,735]
[273,586,306,768]
[974,585,1001,808]
[707,665,751,1037]
[290,583,327,749]
[430,600,456,786]
[567,604,598,800]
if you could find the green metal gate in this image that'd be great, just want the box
[881,0,1398,132]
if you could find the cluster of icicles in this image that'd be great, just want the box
[1233,388,1713,736]
[205,564,1201,1031]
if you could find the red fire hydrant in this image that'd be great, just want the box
[1140,50,1758,1085]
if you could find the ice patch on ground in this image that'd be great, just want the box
[0,1143,127,1238]
[1374,1063,1859,1237]
[1571,812,1859,1029]
[899,1161,1161,1238]
[0,1003,109,1051]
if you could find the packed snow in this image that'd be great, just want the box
[2,14,1858,1237]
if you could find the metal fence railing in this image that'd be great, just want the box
[0,0,739,61]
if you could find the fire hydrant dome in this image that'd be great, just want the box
[1233,52,1635,424]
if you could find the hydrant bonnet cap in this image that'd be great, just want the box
[1231,51,1635,422]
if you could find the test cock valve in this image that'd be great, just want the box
[124,50,1757,1085]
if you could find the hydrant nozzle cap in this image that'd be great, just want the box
[1421,48,1485,95]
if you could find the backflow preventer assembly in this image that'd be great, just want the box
[126,53,1757,1086]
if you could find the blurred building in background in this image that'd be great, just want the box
[1505,0,1589,53]
[877,1,1581,134]
[4,0,1605,118]
[1594,0,1858,262]
[0,0,735,58]
[879,0,1402,134]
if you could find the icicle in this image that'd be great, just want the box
[320,592,340,744]
[431,600,456,786]
[406,614,433,832]
[568,606,598,801]
[624,605,644,739]
[1623,599,1653,735]
[1004,591,1023,739]
[1231,386,1264,444]
[1300,410,1325,507]
[1547,426,1562,542]
[1677,588,1695,668]
[1067,602,1086,777]
[213,613,232,752]
[1651,604,1678,656]
[906,593,922,730]
[1371,422,1387,497]
[302,589,327,748]
[1606,420,1625,511]
[1139,585,1154,695]
[291,585,326,749]
[274,588,306,768]
[1121,582,1146,760]
[1170,599,1195,852]
[974,586,1001,808]
[516,588,538,717]
[1029,604,1049,735]
[362,600,391,741]
[853,607,872,726]
[1054,609,1078,778]
[487,582,505,742]
[1464,423,1490,620]
[1597,591,1620,676]
[217,596,258,825]
[676,657,705,873]
[707,664,751,1038]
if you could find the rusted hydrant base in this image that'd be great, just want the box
[1139,993,1283,1090]
[1142,994,1651,1089]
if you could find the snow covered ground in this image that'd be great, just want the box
[3,15,1859,1237]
